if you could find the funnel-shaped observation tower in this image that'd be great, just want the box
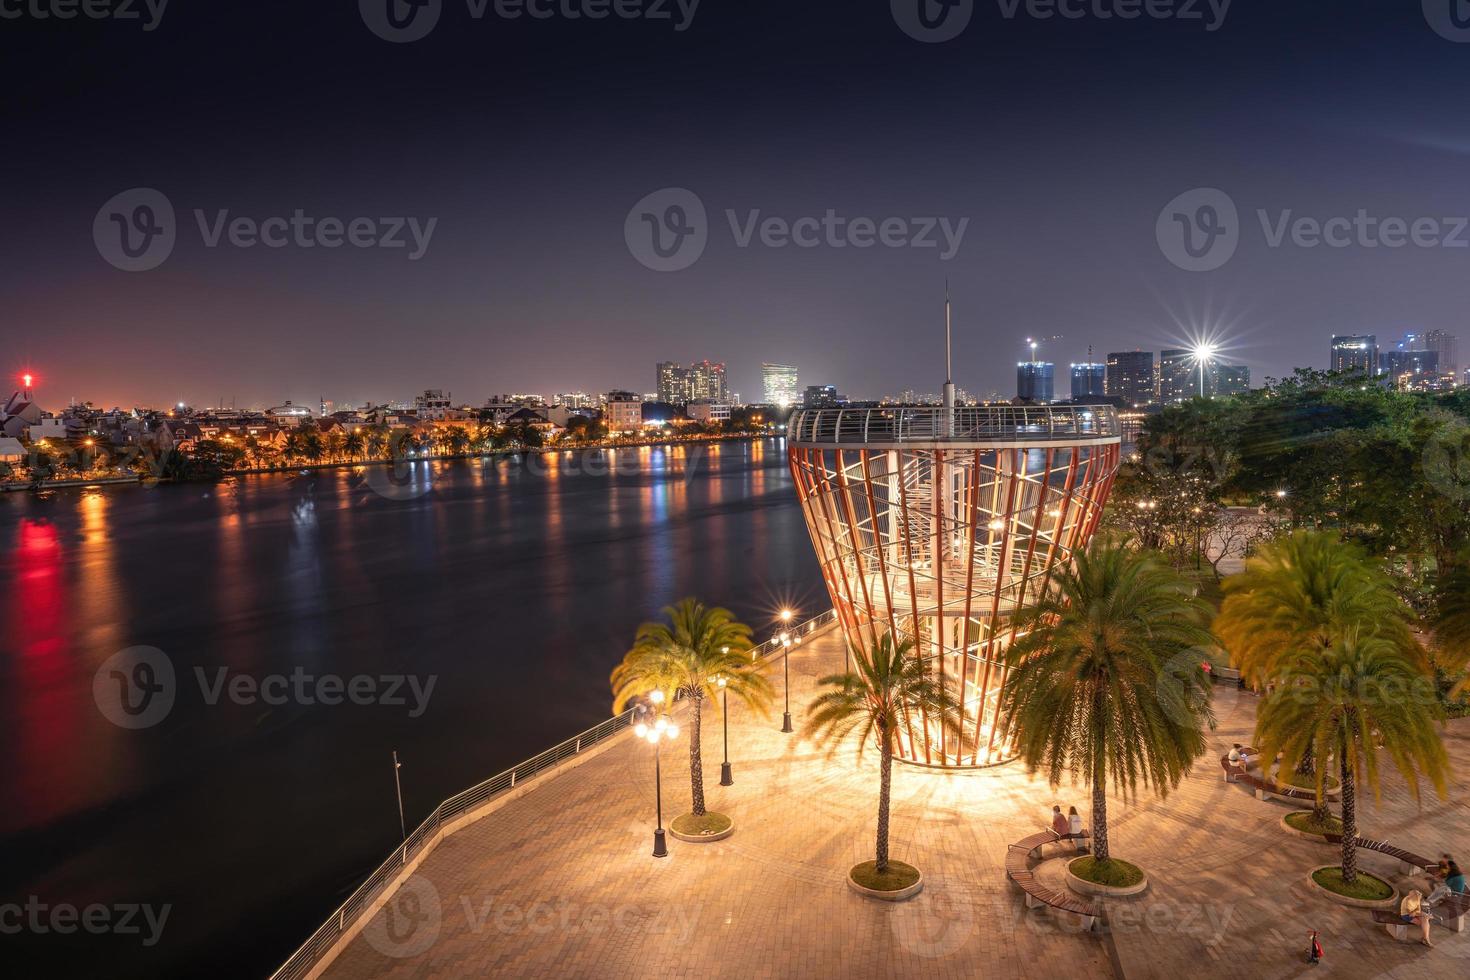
[787,403,1121,767]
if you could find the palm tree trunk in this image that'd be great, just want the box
[876,735,893,874]
[1339,750,1357,884]
[1091,778,1110,863]
[1291,741,1332,824]
[690,694,706,816]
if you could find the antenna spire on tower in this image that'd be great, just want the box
[944,280,953,384]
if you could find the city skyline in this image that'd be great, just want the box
[7,5,1470,410]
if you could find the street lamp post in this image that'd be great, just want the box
[717,673,733,786]
[636,690,679,858]
[778,608,795,733]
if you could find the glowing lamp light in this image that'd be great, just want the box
[22,373,33,389]
[987,518,1005,531]
[635,723,649,738]
[649,689,665,705]
[780,608,793,623]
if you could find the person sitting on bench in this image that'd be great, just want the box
[1068,806,1085,852]
[1401,890,1434,947]
[1051,805,1070,839]
[1449,860,1467,895]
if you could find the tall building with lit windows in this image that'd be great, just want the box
[1068,362,1106,399]
[1105,350,1154,406]
[656,362,689,404]
[1016,361,1054,402]
[1330,335,1379,378]
[762,363,799,406]
[1159,348,1197,402]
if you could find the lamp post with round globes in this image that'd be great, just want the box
[635,690,679,858]
[716,671,733,786]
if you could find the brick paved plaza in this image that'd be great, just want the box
[324,627,1470,980]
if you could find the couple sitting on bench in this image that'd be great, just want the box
[1050,805,1087,851]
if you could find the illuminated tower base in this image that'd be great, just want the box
[788,405,1121,768]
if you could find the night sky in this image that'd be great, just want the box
[3,1,1468,408]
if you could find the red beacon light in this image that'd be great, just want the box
[22,373,33,390]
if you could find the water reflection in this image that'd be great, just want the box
[0,439,820,979]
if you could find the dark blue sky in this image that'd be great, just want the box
[3,1,1468,407]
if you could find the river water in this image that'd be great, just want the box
[0,439,823,978]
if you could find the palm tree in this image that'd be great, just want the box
[1215,530,1420,690]
[1214,530,1421,817]
[611,599,771,818]
[1255,630,1450,885]
[998,538,1216,865]
[804,633,960,875]
[1431,563,1470,698]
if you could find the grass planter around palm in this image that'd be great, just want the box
[1066,856,1149,897]
[1282,810,1342,844]
[1307,866,1397,909]
[669,811,734,843]
[846,860,923,901]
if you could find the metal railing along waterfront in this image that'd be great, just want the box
[270,609,838,980]
[788,405,1120,445]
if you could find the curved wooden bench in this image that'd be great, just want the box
[1369,896,1468,940]
[1220,753,1320,803]
[1003,829,1102,932]
[1324,834,1437,876]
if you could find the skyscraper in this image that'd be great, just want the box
[1016,361,1055,402]
[1330,335,1378,377]
[1068,362,1106,399]
[656,361,689,403]
[1214,364,1250,396]
[1425,329,1458,375]
[762,363,799,406]
[1159,348,1196,402]
[1105,350,1154,406]
[688,360,728,403]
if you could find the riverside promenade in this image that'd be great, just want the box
[321,628,1470,980]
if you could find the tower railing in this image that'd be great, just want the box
[788,405,1119,445]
